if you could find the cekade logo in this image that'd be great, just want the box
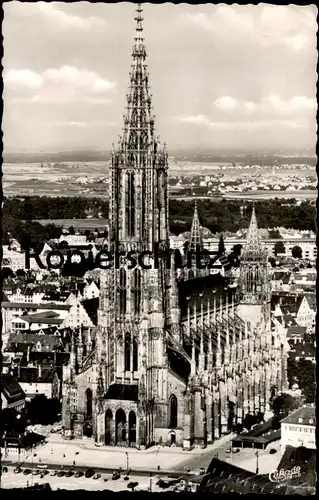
[269,466,301,483]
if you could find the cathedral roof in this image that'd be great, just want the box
[178,274,237,318]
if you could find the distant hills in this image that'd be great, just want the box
[3,148,316,164]
[3,150,111,163]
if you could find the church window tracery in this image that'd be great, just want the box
[119,268,127,315]
[126,172,135,237]
[133,337,138,371]
[125,332,131,371]
[169,394,178,429]
[133,268,141,314]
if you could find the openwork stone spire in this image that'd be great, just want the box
[189,200,203,252]
[242,204,264,259]
[120,3,156,154]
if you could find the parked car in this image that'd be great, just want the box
[75,471,84,478]
[93,473,101,480]
[225,448,231,454]
[85,469,95,478]
[233,448,240,453]
[2,467,8,474]
[32,469,40,476]
[50,470,57,476]
[23,469,32,475]
[112,470,121,480]
[14,467,22,474]
[57,471,65,477]
[269,449,277,454]
[65,470,74,477]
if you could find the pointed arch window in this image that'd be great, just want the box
[126,172,135,237]
[125,332,131,371]
[133,268,141,315]
[157,170,165,209]
[132,337,138,371]
[120,268,127,315]
[85,388,93,420]
[141,172,146,236]
[169,394,178,429]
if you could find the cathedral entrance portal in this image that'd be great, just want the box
[115,409,127,446]
[105,409,113,446]
[128,411,136,447]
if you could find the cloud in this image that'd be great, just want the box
[173,114,301,130]
[44,66,115,93]
[214,96,238,112]
[3,69,43,89]
[4,66,116,104]
[180,5,316,51]
[213,95,316,116]
[37,2,105,30]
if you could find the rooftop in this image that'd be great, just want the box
[1,374,25,403]
[281,406,316,426]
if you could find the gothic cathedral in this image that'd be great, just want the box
[62,5,288,449]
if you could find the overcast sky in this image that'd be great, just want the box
[3,2,317,153]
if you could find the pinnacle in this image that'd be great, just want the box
[190,200,203,252]
[242,205,263,259]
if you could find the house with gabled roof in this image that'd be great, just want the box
[295,295,316,332]
[17,365,59,400]
[281,406,316,454]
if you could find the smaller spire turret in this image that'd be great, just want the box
[242,204,265,259]
[189,200,203,253]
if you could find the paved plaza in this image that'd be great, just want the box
[5,433,233,474]
[3,430,282,479]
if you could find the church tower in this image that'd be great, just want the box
[237,205,271,328]
[189,200,203,253]
[96,4,171,448]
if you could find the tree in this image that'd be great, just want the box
[218,234,225,255]
[287,357,299,388]
[268,229,282,239]
[1,267,15,280]
[242,413,258,431]
[271,393,300,419]
[292,246,302,259]
[297,359,315,403]
[274,241,286,255]
[232,244,242,257]
[268,257,276,267]
[16,269,26,278]
[26,395,61,425]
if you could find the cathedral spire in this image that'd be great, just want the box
[242,204,263,259]
[120,3,155,154]
[189,200,203,252]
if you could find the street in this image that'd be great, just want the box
[1,467,164,492]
